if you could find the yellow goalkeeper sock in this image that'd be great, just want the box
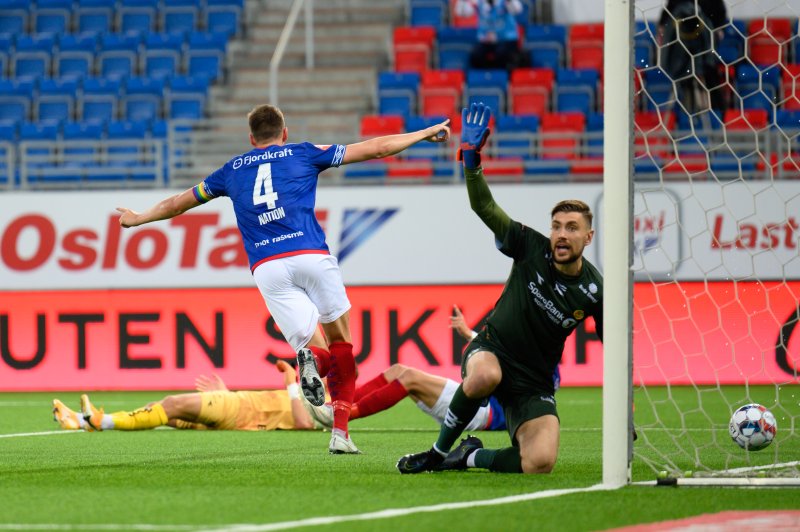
[110,404,168,430]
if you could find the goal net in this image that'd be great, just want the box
[622,0,800,484]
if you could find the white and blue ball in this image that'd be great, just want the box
[729,403,777,451]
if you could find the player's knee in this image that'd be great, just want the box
[385,364,409,381]
[462,368,501,397]
[520,448,557,474]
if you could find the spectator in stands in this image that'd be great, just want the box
[658,0,729,115]
[456,0,527,70]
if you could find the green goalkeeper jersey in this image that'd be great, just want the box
[465,168,604,394]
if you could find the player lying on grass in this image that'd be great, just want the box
[52,360,323,432]
[307,305,558,431]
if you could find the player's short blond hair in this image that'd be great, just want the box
[248,104,285,143]
[552,199,593,228]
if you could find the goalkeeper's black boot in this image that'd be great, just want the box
[396,447,445,474]
[438,435,483,471]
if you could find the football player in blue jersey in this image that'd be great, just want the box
[116,104,450,454]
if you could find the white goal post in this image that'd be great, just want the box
[603,0,799,486]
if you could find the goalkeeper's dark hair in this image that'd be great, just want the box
[551,199,593,228]
[248,104,285,143]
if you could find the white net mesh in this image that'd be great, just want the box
[630,0,800,481]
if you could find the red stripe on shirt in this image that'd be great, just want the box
[250,249,330,273]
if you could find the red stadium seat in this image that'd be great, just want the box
[747,18,792,66]
[781,64,800,110]
[360,115,404,138]
[387,160,433,181]
[723,109,769,130]
[393,26,436,73]
[540,112,585,159]
[481,157,524,181]
[509,67,554,116]
[420,69,465,120]
[568,23,604,71]
[634,111,674,158]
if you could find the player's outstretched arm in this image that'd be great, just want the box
[341,119,450,164]
[459,102,511,240]
[116,188,202,228]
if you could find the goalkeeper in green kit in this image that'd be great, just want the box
[397,102,604,474]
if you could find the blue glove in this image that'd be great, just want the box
[457,102,492,170]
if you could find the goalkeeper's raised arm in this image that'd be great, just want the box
[459,102,511,241]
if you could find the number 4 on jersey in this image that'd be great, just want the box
[253,163,279,209]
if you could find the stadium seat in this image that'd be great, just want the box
[409,0,446,28]
[377,71,420,117]
[12,52,50,81]
[393,26,436,73]
[465,69,509,115]
[360,115,404,138]
[585,112,603,156]
[36,78,79,124]
[76,8,113,34]
[167,76,208,119]
[142,49,182,81]
[62,121,105,158]
[420,69,464,120]
[568,23,604,71]
[163,6,198,35]
[98,51,137,80]
[80,94,117,122]
[780,64,800,110]
[437,27,474,69]
[509,67,553,116]
[0,10,27,35]
[187,49,224,81]
[34,8,70,34]
[494,114,538,159]
[634,111,674,158]
[19,122,59,157]
[554,68,598,115]
[205,5,242,37]
[526,24,566,71]
[343,161,388,180]
[107,120,148,156]
[0,97,29,125]
[724,109,769,130]
[188,31,228,52]
[540,112,585,159]
[747,18,793,66]
[119,6,157,34]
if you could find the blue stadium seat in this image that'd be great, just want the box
[585,112,603,155]
[555,68,598,114]
[466,69,509,114]
[409,0,446,28]
[101,33,143,53]
[76,8,113,34]
[34,9,70,34]
[0,122,17,141]
[12,52,50,81]
[167,77,208,119]
[437,26,476,70]
[0,52,7,79]
[205,5,241,37]
[145,32,186,52]
[188,31,228,52]
[55,51,94,80]
[142,49,182,80]
[98,51,137,80]
[37,0,73,8]
[495,114,538,159]
[119,6,157,34]
[404,115,448,160]
[186,50,224,81]
[344,161,388,180]
[0,10,27,35]
[642,68,676,110]
[0,79,33,124]
[19,122,60,157]
[37,78,79,124]
[59,33,99,53]
[107,120,148,156]
[377,71,420,117]
[123,96,161,122]
[526,24,567,70]
[16,33,58,53]
[80,94,117,122]
[62,121,104,158]
[162,6,198,35]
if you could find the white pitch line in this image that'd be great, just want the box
[0,485,620,532]
[0,430,81,439]
[197,484,618,532]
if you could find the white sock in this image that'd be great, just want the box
[332,428,347,439]
[466,450,479,468]
[101,414,115,430]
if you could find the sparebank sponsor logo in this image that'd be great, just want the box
[232,147,295,170]
[527,281,566,325]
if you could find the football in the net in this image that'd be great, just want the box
[729,403,777,451]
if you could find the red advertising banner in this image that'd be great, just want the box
[0,283,798,391]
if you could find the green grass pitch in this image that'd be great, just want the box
[1,386,797,531]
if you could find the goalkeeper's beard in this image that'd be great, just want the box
[551,244,583,266]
